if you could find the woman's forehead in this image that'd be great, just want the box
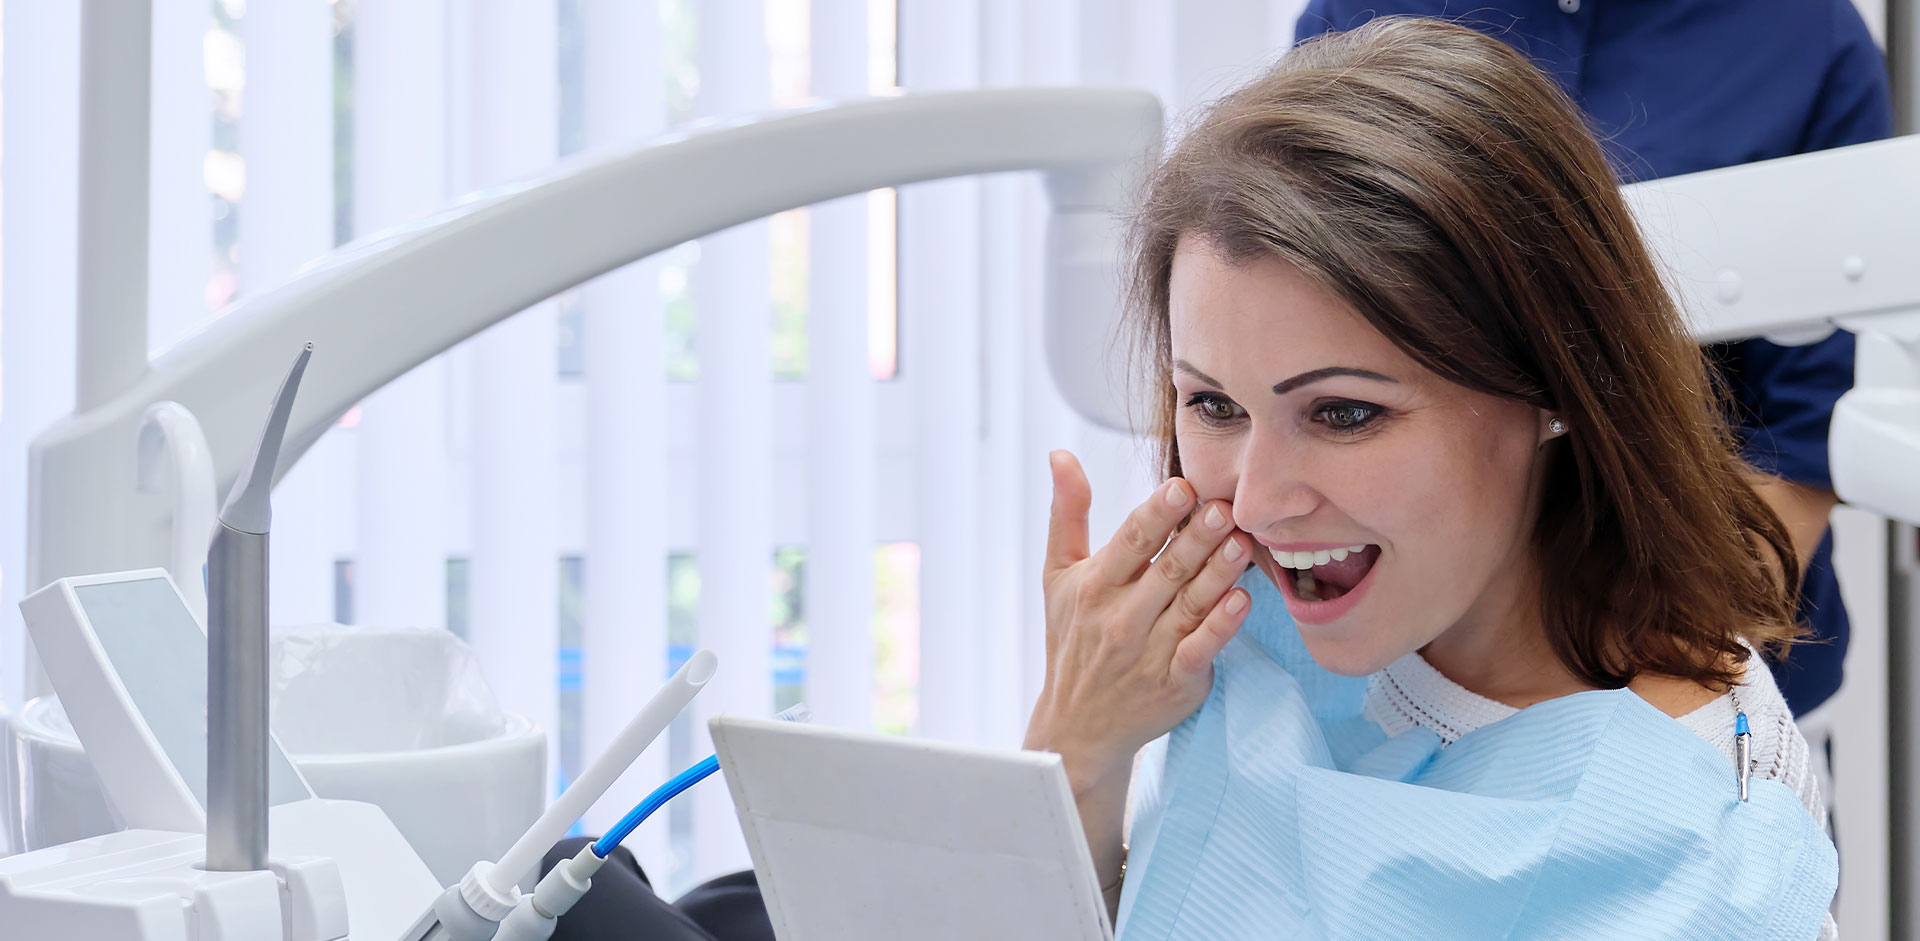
[1167,242,1415,387]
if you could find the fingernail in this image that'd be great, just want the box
[1164,480,1189,507]
[1204,505,1226,530]
[1223,537,1243,561]
[1225,591,1247,614]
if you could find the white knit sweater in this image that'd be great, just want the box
[1362,644,1835,939]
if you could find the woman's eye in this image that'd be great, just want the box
[1184,393,1244,426]
[1314,401,1381,432]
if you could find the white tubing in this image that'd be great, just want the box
[487,648,719,893]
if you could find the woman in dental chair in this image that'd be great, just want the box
[547,17,1835,939]
[1033,16,1833,940]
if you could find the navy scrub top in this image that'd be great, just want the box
[1296,0,1894,715]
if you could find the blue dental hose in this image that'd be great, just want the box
[591,755,718,857]
[482,703,816,941]
[591,702,811,858]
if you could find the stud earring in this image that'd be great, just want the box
[1547,418,1568,436]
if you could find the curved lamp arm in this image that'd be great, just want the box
[29,88,1162,604]
[1623,134,1920,523]
[1622,135,1919,345]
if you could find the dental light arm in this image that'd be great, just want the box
[29,89,1162,610]
[1619,136,1920,344]
[1618,134,1920,525]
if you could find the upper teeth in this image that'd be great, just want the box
[1269,545,1368,569]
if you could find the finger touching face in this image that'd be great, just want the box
[1166,236,1545,676]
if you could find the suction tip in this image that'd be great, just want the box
[218,343,314,534]
[683,649,719,686]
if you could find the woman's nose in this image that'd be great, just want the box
[1230,456,1322,536]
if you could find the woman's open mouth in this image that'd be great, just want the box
[1266,543,1381,624]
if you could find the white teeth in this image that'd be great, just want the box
[1269,544,1374,569]
[1267,549,1374,568]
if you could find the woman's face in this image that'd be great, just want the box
[1168,237,1550,676]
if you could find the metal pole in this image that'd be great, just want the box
[1893,521,1920,937]
[1886,3,1916,938]
[204,344,311,872]
[1893,0,1916,132]
[204,521,269,871]
[1892,521,1920,939]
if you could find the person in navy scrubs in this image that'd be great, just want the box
[1296,0,1893,723]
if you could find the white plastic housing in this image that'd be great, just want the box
[1046,209,1140,433]
[1832,322,1920,525]
[0,828,347,941]
[1622,135,1920,344]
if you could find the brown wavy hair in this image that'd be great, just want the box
[1127,17,1798,690]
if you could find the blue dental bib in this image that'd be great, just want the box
[1117,573,1836,940]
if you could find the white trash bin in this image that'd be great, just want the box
[5,696,119,853]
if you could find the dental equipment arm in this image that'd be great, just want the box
[1615,134,1920,525]
[206,343,311,873]
[29,89,1161,616]
[491,703,811,941]
[490,649,716,895]
[402,650,717,941]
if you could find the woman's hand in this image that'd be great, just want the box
[1024,450,1253,797]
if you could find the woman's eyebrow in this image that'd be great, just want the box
[1172,359,1223,387]
[1173,361,1398,393]
[1272,367,1397,395]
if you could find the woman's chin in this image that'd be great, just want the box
[1298,632,1401,678]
